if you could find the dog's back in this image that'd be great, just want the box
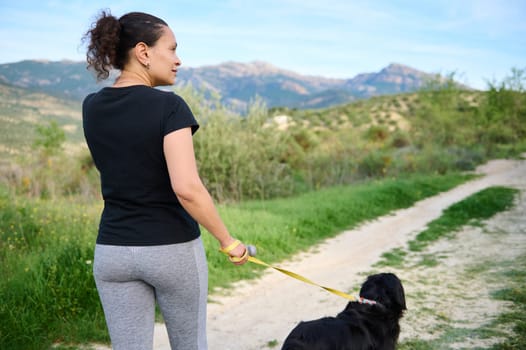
[281,316,358,350]
[282,304,398,350]
[281,273,406,350]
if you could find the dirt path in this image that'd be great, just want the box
[96,156,526,350]
[392,182,526,348]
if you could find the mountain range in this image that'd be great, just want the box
[0,60,444,109]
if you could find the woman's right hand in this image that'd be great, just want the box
[220,239,249,265]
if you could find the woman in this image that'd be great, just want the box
[82,10,248,350]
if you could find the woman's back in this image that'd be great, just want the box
[83,85,200,246]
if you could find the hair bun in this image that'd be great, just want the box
[83,10,168,81]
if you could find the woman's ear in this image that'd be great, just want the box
[134,42,150,68]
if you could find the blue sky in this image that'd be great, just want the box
[1,0,524,89]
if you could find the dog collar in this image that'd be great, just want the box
[358,297,377,305]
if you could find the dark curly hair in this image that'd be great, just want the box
[83,10,168,81]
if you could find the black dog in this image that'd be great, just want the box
[281,273,406,350]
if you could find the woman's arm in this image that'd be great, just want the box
[163,127,247,264]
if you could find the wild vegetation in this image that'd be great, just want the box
[2,69,525,202]
[0,68,525,349]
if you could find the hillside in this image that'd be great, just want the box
[0,82,82,158]
[0,79,486,163]
[0,82,424,160]
[0,60,447,109]
[271,92,421,132]
[0,64,524,203]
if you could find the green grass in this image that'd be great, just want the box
[399,325,507,350]
[0,194,107,349]
[490,257,526,349]
[375,248,407,268]
[409,186,518,252]
[376,186,518,268]
[0,172,470,349]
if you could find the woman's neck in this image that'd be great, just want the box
[113,70,152,88]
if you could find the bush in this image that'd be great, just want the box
[33,120,66,157]
[179,86,295,201]
[357,150,391,178]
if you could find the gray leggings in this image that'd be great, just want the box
[93,238,208,350]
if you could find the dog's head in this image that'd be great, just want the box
[359,273,406,315]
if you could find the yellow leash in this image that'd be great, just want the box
[220,240,377,304]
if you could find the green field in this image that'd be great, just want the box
[0,69,525,349]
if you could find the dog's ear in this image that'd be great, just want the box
[360,273,406,312]
[389,273,406,311]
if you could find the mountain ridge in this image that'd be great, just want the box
[0,60,448,109]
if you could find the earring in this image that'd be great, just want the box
[144,62,150,69]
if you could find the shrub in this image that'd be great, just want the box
[180,86,295,201]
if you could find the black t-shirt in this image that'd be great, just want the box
[82,85,200,245]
